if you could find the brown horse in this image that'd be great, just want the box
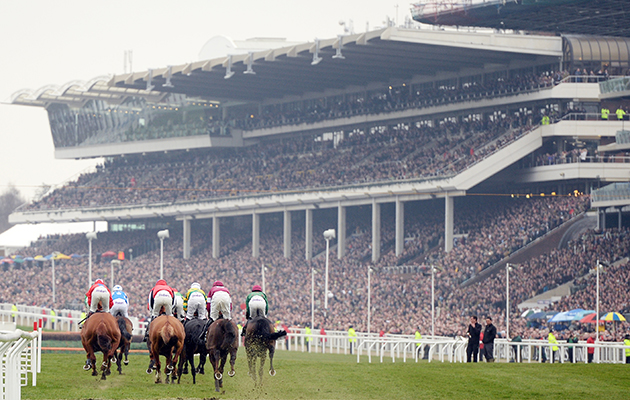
[244,316,286,387]
[205,318,238,392]
[114,316,133,374]
[80,312,121,380]
[146,315,185,384]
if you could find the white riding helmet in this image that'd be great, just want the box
[113,285,123,291]
[191,282,201,290]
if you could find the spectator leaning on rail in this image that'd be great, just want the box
[110,285,129,318]
[144,279,175,342]
[85,279,113,318]
[241,284,269,336]
[183,282,208,324]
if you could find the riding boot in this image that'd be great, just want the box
[198,318,213,343]
[143,317,154,342]
[241,320,248,337]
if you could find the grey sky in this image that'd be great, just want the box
[0,0,412,200]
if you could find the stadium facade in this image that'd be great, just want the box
[8,10,630,265]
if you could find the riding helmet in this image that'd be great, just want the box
[252,285,262,292]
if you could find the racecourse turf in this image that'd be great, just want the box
[22,348,630,400]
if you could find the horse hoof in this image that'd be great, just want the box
[215,372,222,380]
[123,360,129,365]
[146,369,152,374]
[110,356,117,363]
[83,364,91,371]
[228,370,235,377]
[269,369,276,376]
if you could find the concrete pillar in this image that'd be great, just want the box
[182,218,191,260]
[305,209,313,261]
[444,194,454,253]
[618,207,623,230]
[337,204,346,259]
[395,198,405,257]
[252,212,260,258]
[284,210,292,259]
[372,200,381,263]
[212,216,220,259]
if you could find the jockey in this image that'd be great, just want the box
[209,280,232,321]
[110,285,129,318]
[144,279,175,342]
[173,290,185,323]
[199,280,231,342]
[241,284,268,337]
[183,282,207,323]
[85,279,113,317]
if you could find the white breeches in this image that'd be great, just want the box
[210,291,231,320]
[173,295,185,321]
[90,287,110,313]
[110,299,129,318]
[248,295,267,318]
[186,292,208,320]
[152,290,173,317]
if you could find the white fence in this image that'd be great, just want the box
[276,329,629,364]
[0,328,40,400]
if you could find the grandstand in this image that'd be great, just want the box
[4,7,630,341]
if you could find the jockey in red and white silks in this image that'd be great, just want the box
[86,279,113,314]
[209,280,232,320]
[148,279,175,317]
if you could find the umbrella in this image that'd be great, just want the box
[549,309,595,323]
[34,255,44,260]
[70,254,84,259]
[527,311,557,320]
[579,313,604,324]
[24,257,34,261]
[101,251,117,258]
[0,258,14,264]
[600,312,626,322]
[521,308,541,318]
[54,253,71,260]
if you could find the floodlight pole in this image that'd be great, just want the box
[367,266,372,335]
[86,232,97,287]
[431,265,435,338]
[311,268,317,331]
[506,263,512,339]
[596,260,601,344]
[160,237,165,280]
[262,263,266,293]
[324,237,330,314]
[52,257,56,306]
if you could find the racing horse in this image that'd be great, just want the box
[244,316,287,387]
[80,311,121,380]
[205,318,238,392]
[114,315,133,374]
[146,315,185,384]
[177,318,208,384]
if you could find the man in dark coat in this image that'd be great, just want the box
[483,316,497,362]
[466,316,482,362]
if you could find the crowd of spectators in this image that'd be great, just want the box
[25,114,535,212]
[6,194,619,341]
[231,70,564,131]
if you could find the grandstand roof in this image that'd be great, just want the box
[106,28,561,103]
[411,0,630,37]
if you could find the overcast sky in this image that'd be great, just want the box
[0,0,416,201]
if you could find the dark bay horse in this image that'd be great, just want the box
[244,316,287,387]
[177,318,208,384]
[80,312,121,380]
[114,315,133,374]
[206,318,238,392]
[146,315,185,384]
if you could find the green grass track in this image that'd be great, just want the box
[22,349,630,400]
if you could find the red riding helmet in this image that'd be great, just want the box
[252,285,262,292]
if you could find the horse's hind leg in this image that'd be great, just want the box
[228,348,237,377]
[116,348,123,374]
[268,345,276,376]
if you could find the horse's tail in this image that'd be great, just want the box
[117,317,132,341]
[266,330,287,341]
[96,322,112,351]
[222,321,237,349]
[161,320,175,344]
